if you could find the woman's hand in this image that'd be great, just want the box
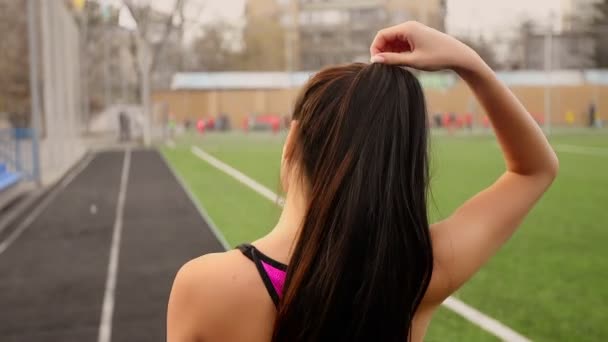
[370,21,482,73]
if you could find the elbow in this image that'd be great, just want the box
[549,151,560,177]
[542,153,560,184]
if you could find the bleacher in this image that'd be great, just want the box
[0,162,20,190]
[0,162,23,210]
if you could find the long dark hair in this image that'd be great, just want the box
[273,63,433,341]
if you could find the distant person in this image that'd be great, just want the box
[464,113,473,131]
[443,112,457,134]
[168,22,558,342]
[565,110,575,126]
[217,113,231,131]
[441,112,451,129]
[433,113,442,127]
[196,118,205,134]
[588,102,597,128]
[283,114,290,130]
[118,111,130,142]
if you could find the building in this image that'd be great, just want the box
[245,0,447,70]
[155,69,608,128]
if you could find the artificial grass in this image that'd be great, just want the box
[163,130,607,341]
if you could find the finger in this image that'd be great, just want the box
[384,39,412,53]
[370,26,407,56]
[370,52,417,66]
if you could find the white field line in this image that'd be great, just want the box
[554,144,608,157]
[98,149,131,342]
[191,145,532,342]
[191,146,284,206]
[0,154,94,256]
[159,151,231,250]
[443,297,530,342]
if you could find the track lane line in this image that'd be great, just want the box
[190,145,531,342]
[98,148,131,342]
[159,150,230,250]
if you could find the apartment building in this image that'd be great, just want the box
[245,0,447,70]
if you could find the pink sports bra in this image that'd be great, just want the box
[237,244,287,307]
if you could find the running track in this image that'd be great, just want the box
[0,149,224,341]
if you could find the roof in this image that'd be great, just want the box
[171,69,608,90]
[171,72,316,90]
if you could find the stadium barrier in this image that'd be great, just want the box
[153,70,608,131]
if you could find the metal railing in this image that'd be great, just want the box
[0,128,35,181]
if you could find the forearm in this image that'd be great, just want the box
[456,56,559,177]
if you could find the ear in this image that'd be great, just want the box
[283,120,299,162]
[281,120,299,193]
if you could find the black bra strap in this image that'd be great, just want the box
[236,244,255,261]
[236,244,282,307]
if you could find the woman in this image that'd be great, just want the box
[167,22,558,342]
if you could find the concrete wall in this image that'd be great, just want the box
[424,83,608,124]
[154,82,607,127]
[39,0,86,185]
[153,88,300,126]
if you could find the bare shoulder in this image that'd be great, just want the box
[172,250,262,310]
[168,250,269,340]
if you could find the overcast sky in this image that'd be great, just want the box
[111,0,564,39]
[446,0,563,38]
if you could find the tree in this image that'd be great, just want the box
[591,0,608,67]
[123,0,186,145]
[190,22,241,71]
[189,18,286,72]
[72,1,125,116]
[238,17,285,71]
[0,0,30,126]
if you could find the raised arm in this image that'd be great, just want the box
[370,22,559,301]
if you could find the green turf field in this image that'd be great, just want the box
[162,130,607,341]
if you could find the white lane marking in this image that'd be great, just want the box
[554,144,608,156]
[98,149,131,342]
[443,297,531,342]
[0,154,94,256]
[191,146,284,205]
[159,151,231,250]
[191,145,532,342]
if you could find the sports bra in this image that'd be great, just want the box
[236,244,288,307]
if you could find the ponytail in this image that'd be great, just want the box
[273,63,433,342]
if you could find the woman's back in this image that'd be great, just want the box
[168,22,558,342]
[168,242,436,342]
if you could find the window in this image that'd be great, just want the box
[302,9,346,26]
[350,8,385,23]
[299,11,312,25]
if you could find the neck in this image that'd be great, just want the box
[266,183,307,254]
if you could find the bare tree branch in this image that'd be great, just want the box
[150,0,185,71]
[122,0,151,37]
[123,0,186,72]
[129,31,142,101]
[122,0,140,27]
